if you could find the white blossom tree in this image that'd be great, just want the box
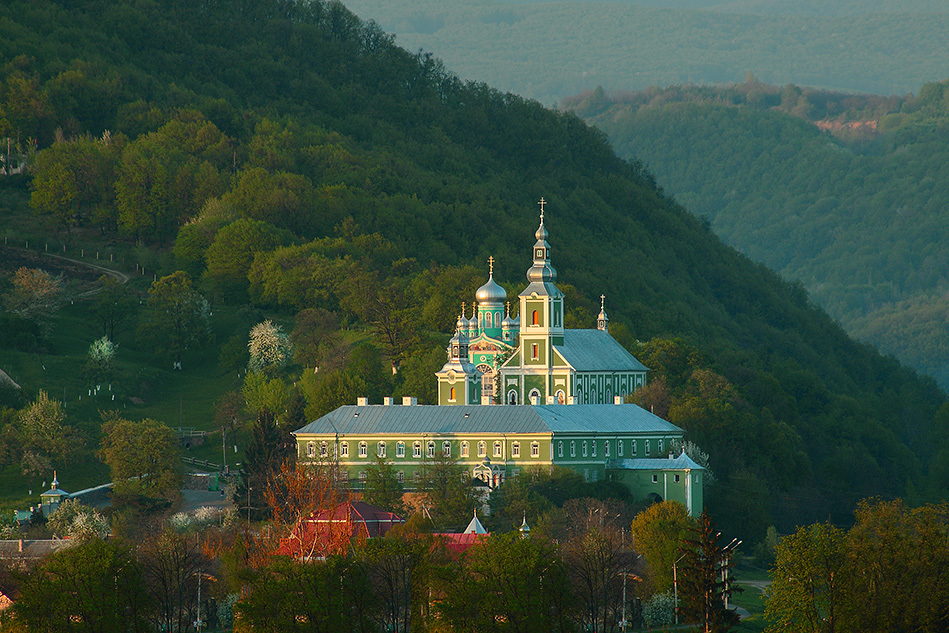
[247,320,292,374]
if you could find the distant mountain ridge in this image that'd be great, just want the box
[567,80,949,390]
[342,0,949,103]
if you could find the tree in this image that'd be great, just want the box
[562,498,638,633]
[363,456,404,514]
[678,510,740,633]
[16,389,83,477]
[236,555,373,633]
[301,369,367,421]
[84,335,117,384]
[98,415,181,500]
[417,452,477,531]
[3,267,64,335]
[139,529,207,633]
[630,500,694,594]
[358,532,432,633]
[203,218,288,296]
[90,274,136,340]
[137,271,210,369]
[8,537,150,633]
[235,409,293,522]
[47,498,110,540]
[764,522,849,633]
[291,307,343,369]
[440,532,574,633]
[247,319,293,374]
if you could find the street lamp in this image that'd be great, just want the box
[722,538,742,610]
[673,552,686,625]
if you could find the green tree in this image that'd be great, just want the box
[17,389,83,477]
[8,537,150,632]
[358,532,432,633]
[90,274,136,340]
[417,452,477,531]
[139,529,207,633]
[440,532,574,633]
[98,415,181,500]
[630,500,694,594]
[235,409,293,521]
[137,271,210,369]
[236,555,373,632]
[678,510,740,633]
[764,522,849,633]
[203,218,288,297]
[363,456,404,514]
[290,308,342,369]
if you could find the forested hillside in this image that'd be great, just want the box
[341,0,949,103]
[0,0,947,541]
[569,80,949,390]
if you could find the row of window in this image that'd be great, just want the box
[556,437,666,459]
[306,439,543,460]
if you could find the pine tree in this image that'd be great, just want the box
[678,510,741,633]
[234,409,293,521]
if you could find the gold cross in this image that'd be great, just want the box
[600,294,605,310]
[538,197,546,221]
[488,255,495,275]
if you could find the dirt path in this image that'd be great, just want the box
[0,245,133,298]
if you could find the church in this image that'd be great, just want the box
[436,198,648,407]
[294,201,705,515]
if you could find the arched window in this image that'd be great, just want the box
[359,442,368,457]
[449,387,456,402]
[341,442,349,457]
[532,310,539,325]
[558,441,564,457]
[320,441,328,458]
[494,441,502,457]
[658,438,664,454]
[461,441,469,457]
[508,390,518,405]
[576,388,583,404]
[556,390,565,404]
[443,441,451,457]
[530,343,539,360]
[486,312,493,329]
[531,442,540,457]
[413,442,421,458]
[618,440,624,457]
[582,441,588,457]
[529,388,541,404]
[307,441,315,457]
[604,441,610,457]
[377,441,386,458]
[478,441,486,457]
[427,441,436,458]
[645,440,651,456]
[512,442,520,458]
[570,441,576,457]
[397,441,405,458]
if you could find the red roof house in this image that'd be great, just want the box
[275,501,404,560]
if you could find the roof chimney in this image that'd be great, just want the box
[357,397,369,406]
[530,395,539,405]
[613,396,623,405]
[546,395,555,404]
[567,396,576,405]
[402,396,417,406]
[481,395,491,405]
[383,397,393,406]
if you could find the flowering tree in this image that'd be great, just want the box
[247,319,292,374]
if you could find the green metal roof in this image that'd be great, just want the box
[609,454,706,471]
[556,330,649,372]
[294,403,682,437]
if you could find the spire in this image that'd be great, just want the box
[52,470,58,491]
[521,198,562,297]
[519,514,531,538]
[597,294,609,332]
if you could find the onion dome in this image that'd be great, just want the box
[476,256,506,305]
[502,302,518,329]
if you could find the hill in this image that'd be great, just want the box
[340,0,949,103]
[0,0,946,541]
[567,80,949,390]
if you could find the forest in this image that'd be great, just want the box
[0,0,948,614]
[341,0,949,104]
[568,79,949,390]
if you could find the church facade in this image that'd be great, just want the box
[436,202,648,407]
[294,201,705,516]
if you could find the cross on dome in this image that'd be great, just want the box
[538,197,546,222]
[488,255,495,275]
[600,294,605,310]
